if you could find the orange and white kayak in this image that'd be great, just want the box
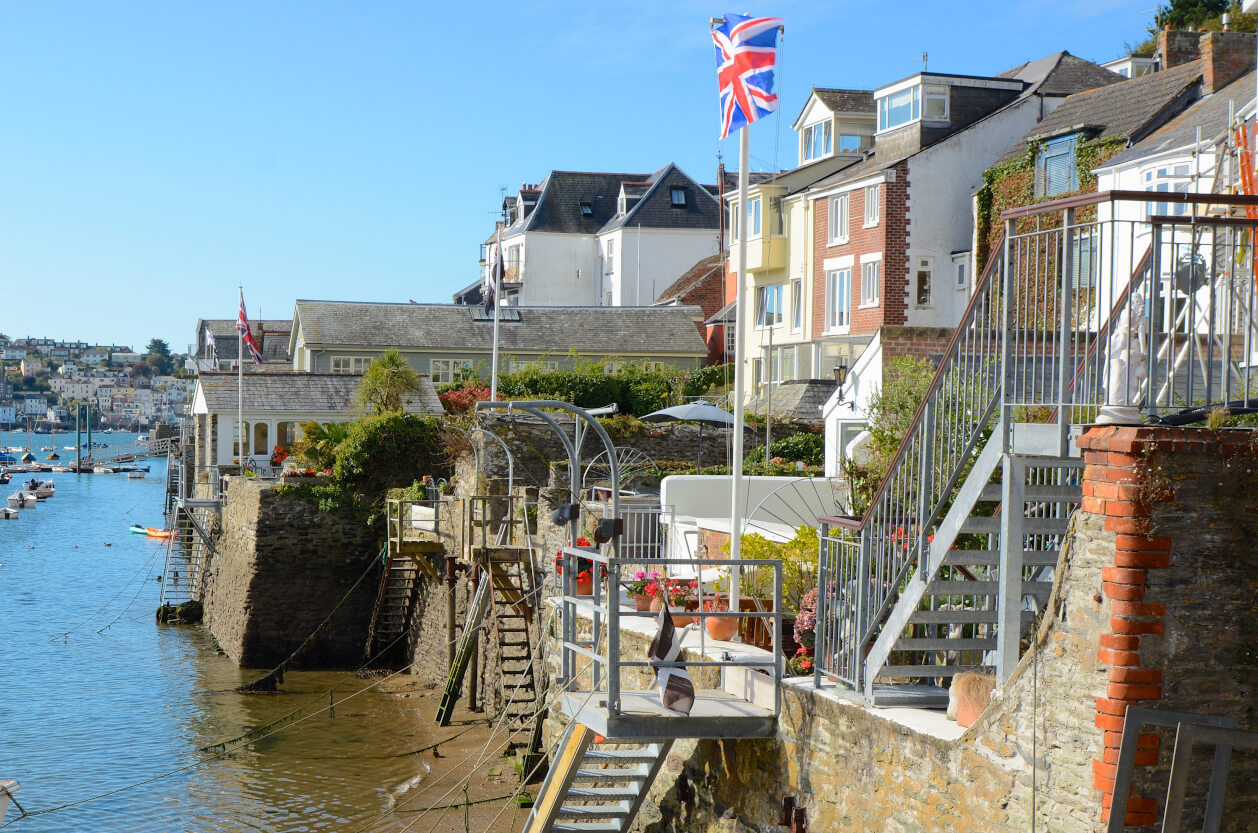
[145,527,177,539]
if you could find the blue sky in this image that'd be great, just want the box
[0,0,1152,351]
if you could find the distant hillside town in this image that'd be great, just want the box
[0,333,190,430]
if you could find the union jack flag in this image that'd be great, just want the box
[236,290,264,366]
[712,14,783,140]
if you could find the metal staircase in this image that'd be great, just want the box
[819,190,1258,702]
[524,722,671,833]
[363,548,426,665]
[159,504,213,608]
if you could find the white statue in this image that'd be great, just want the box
[1097,285,1149,425]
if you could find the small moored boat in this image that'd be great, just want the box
[126,471,146,480]
[129,524,147,535]
[145,527,177,539]
[1,780,20,824]
[23,479,54,499]
[0,507,17,519]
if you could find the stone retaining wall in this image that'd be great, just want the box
[201,477,380,668]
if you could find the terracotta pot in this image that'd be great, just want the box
[705,613,739,641]
[650,596,694,625]
[576,577,593,596]
[634,594,653,612]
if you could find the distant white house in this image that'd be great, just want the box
[189,372,444,468]
[482,164,725,308]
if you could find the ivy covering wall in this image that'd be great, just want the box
[974,136,1128,273]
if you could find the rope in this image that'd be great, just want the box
[2,613,488,828]
[235,545,383,692]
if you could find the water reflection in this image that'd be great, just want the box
[0,441,438,832]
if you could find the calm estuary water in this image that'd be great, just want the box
[0,433,435,832]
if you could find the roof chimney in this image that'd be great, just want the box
[1157,27,1203,69]
[1200,30,1256,94]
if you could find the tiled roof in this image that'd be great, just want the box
[292,301,708,356]
[811,88,875,114]
[1101,68,1256,168]
[195,372,443,414]
[654,253,724,305]
[999,51,1124,97]
[994,60,1203,165]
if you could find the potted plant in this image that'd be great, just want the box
[626,570,657,611]
[794,587,818,654]
[647,577,697,625]
[787,647,814,677]
[554,537,605,598]
[703,596,739,641]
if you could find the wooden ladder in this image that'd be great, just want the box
[487,548,541,749]
[363,546,424,665]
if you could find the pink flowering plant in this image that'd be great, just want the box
[626,570,657,598]
[645,577,696,607]
[794,587,818,649]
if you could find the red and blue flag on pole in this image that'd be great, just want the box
[712,13,783,139]
[236,290,264,366]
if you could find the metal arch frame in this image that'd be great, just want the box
[740,475,848,541]
[448,423,515,495]
[581,446,658,491]
[476,399,621,704]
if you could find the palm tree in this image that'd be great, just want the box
[293,420,350,470]
[355,349,421,414]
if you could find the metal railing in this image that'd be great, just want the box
[557,547,782,721]
[816,191,1258,693]
[386,497,447,544]
[601,502,673,562]
[462,493,525,555]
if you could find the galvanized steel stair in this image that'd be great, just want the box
[523,722,671,833]
[159,505,213,608]
[865,431,1081,693]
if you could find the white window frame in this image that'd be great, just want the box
[770,196,784,236]
[754,283,784,329]
[878,84,920,132]
[605,239,615,275]
[860,255,882,308]
[802,120,832,162]
[922,85,948,122]
[331,356,370,374]
[914,256,933,308]
[864,183,880,227]
[508,359,560,373]
[1144,163,1192,218]
[825,268,851,333]
[828,194,849,245]
[952,253,969,291]
[750,197,762,238]
[730,200,739,240]
[790,277,803,332]
[430,358,473,384]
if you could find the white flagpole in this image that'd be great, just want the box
[730,126,749,612]
[490,229,503,400]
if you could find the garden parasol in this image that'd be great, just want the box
[640,402,739,469]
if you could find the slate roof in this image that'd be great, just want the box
[508,170,644,235]
[993,60,1204,165]
[998,51,1124,97]
[291,301,708,356]
[196,319,293,364]
[1101,68,1257,168]
[654,253,724,306]
[601,164,723,233]
[195,372,443,414]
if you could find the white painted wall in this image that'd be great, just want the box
[507,232,601,306]
[601,227,720,306]
[822,330,882,476]
[905,96,1068,327]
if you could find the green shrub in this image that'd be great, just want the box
[330,411,449,521]
[683,363,733,397]
[747,432,824,466]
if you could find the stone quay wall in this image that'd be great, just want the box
[540,424,1258,833]
[200,477,381,669]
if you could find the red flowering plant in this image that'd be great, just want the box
[270,445,289,467]
[646,577,696,607]
[626,570,659,597]
[787,646,813,676]
[554,537,605,579]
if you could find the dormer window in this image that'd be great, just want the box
[879,86,920,131]
[580,202,593,216]
[670,187,686,207]
[802,121,832,162]
[618,195,627,214]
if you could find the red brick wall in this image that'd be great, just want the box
[679,269,728,366]
[810,162,909,338]
[1078,425,1258,828]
